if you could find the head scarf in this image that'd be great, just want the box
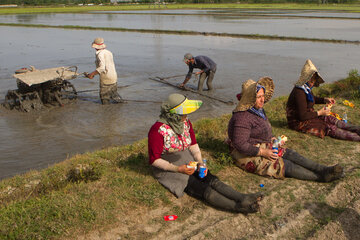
[247,83,267,120]
[158,102,184,135]
[233,77,274,112]
[296,82,314,102]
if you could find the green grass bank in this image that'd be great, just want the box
[1,3,360,15]
[0,70,360,239]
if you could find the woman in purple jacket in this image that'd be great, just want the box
[227,77,343,182]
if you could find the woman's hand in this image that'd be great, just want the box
[325,97,336,104]
[178,165,196,175]
[317,107,331,116]
[259,148,279,160]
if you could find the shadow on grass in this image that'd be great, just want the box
[196,136,234,170]
[304,202,360,239]
[117,152,153,176]
[269,119,288,128]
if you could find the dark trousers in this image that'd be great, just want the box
[184,170,216,200]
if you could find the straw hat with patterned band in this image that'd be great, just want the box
[167,93,202,115]
[233,76,274,112]
[91,37,106,50]
[295,59,324,87]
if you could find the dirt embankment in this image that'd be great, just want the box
[76,161,360,240]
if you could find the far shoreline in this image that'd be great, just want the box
[1,3,360,15]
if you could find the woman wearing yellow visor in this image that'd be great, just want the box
[148,93,263,214]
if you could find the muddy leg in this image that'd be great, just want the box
[206,70,215,91]
[197,72,207,92]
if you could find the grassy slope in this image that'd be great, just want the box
[0,71,359,239]
[0,3,360,15]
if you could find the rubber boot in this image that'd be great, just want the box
[283,149,327,173]
[210,177,264,203]
[329,128,360,142]
[284,160,344,182]
[318,164,344,182]
[203,187,260,214]
[284,159,320,181]
[335,120,360,136]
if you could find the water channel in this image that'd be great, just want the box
[0,9,359,179]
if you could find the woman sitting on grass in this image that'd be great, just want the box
[227,76,344,182]
[286,59,360,141]
[148,93,263,214]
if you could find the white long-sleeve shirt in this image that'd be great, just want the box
[95,49,117,85]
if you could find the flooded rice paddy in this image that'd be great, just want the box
[0,9,359,179]
[1,9,360,41]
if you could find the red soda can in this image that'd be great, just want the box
[164,215,178,221]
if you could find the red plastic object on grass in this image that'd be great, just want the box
[164,215,178,221]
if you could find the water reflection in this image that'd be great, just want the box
[15,14,38,23]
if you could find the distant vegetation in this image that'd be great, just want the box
[0,0,359,6]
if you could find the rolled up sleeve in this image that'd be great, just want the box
[186,65,193,79]
[96,52,107,74]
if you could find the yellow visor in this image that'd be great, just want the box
[169,98,202,115]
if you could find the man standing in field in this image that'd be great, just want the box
[180,53,217,92]
[86,37,123,104]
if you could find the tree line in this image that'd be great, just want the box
[0,0,358,6]
[0,0,111,5]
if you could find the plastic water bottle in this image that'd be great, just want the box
[343,113,348,123]
[199,159,207,178]
[272,139,279,154]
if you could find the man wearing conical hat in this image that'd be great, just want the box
[227,76,344,182]
[286,59,360,141]
[85,37,123,104]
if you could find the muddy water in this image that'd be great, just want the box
[0,10,359,41]
[0,10,360,179]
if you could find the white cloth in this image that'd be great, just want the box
[95,49,117,85]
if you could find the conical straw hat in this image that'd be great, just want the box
[233,76,274,112]
[295,59,324,87]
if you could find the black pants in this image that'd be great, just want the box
[184,170,217,200]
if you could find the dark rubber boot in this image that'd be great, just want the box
[203,186,237,211]
[210,177,264,202]
[283,149,327,173]
[284,159,320,181]
[203,187,261,214]
[284,160,344,182]
[318,164,344,182]
[335,120,360,136]
[329,128,360,142]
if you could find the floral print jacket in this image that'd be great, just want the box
[148,119,197,164]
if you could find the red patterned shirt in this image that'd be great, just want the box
[148,119,197,164]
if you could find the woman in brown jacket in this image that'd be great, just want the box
[228,76,343,182]
[286,59,360,141]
